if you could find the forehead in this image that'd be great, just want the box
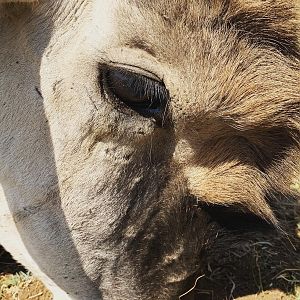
[118,0,299,60]
[109,0,299,129]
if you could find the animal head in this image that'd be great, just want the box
[0,1,299,299]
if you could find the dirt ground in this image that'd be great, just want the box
[0,272,299,300]
[0,271,299,300]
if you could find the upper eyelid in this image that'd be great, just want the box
[106,68,168,100]
[101,66,169,105]
[100,62,163,83]
[101,66,168,98]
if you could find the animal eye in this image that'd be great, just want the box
[101,66,169,124]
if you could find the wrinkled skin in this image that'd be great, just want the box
[0,1,299,299]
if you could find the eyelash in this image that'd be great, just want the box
[99,65,169,123]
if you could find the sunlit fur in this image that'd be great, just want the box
[0,1,299,299]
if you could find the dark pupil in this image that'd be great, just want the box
[105,68,169,115]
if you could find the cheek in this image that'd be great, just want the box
[53,134,166,239]
[59,144,133,231]
[53,144,139,270]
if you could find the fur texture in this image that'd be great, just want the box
[0,0,35,2]
[0,0,299,299]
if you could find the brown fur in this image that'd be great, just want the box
[0,0,35,3]
[0,1,299,299]
[117,0,300,225]
[115,1,300,297]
